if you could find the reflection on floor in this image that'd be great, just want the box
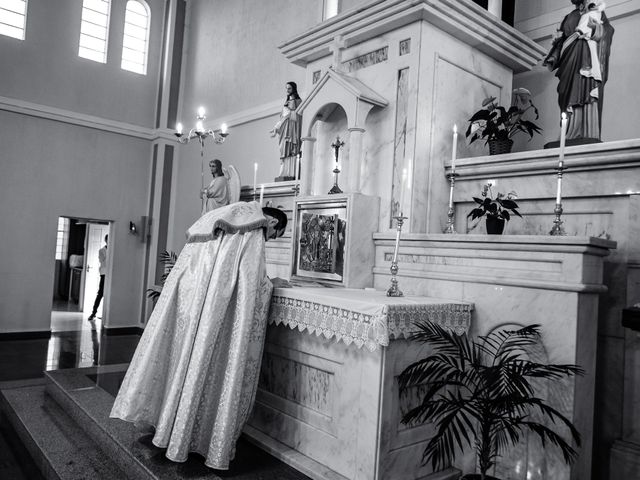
[0,323,310,479]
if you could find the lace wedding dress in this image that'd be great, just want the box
[110,203,273,469]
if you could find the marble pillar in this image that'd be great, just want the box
[347,127,365,192]
[300,136,316,196]
[487,0,503,18]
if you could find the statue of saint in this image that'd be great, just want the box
[201,159,229,215]
[270,81,302,181]
[543,0,614,144]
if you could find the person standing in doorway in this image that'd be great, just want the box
[88,234,107,321]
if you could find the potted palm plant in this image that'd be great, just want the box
[467,183,521,234]
[398,322,582,480]
[466,88,542,155]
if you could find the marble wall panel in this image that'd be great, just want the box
[390,68,410,225]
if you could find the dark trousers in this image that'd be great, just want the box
[91,275,105,316]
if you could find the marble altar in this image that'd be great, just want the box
[245,287,473,480]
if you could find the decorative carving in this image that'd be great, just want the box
[259,352,332,415]
[399,38,411,56]
[298,212,346,277]
[312,70,321,84]
[342,46,388,73]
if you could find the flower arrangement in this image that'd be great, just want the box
[466,88,542,149]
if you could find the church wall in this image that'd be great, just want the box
[0,110,151,333]
[169,0,372,251]
[0,0,165,127]
[511,0,640,152]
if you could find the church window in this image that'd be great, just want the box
[78,0,111,63]
[323,0,339,20]
[0,0,28,40]
[121,0,150,75]
[55,217,70,261]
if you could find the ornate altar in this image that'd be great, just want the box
[291,193,379,288]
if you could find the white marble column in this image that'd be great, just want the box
[300,137,316,196]
[347,127,365,193]
[487,0,503,18]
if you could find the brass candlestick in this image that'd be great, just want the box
[443,172,459,234]
[387,214,408,297]
[549,164,567,236]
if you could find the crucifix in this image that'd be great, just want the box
[329,35,346,72]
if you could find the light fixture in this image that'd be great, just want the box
[175,107,230,211]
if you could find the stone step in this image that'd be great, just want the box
[0,380,129,480]
[44,365,311,480]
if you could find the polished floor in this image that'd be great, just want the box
[0,301,310,479]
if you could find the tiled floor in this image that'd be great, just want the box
[0,307,311,480]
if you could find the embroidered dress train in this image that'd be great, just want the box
[110,202,273,469]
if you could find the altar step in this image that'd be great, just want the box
[3,365,312,480]
[0,379,128,479]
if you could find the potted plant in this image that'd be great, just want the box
[467,183,521,234]
[146,250,177,301]
[398,322,583,480]
[466,88,542,155]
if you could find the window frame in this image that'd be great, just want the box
[78,0,112,64]
[121,0,150,75]
[0,0,29,41]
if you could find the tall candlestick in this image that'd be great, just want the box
[399,168,407,214]
[451,124,458,172]
[259,184,264,205]
[558,113,567,169]
[253,163,258,200]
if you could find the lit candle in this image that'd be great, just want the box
[399,168,407,214]
[452,124,458,172]
[259,184,264,205]
[558,113,567,169]
[176,122,183,135]
[253,163,258,197]
[195,120,203,132]
[197,106,205,118]
[221,123,228,135]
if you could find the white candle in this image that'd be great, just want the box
[294,154,299,181]
[195,120,203,132]
[452,124,458,172]
[558,113,567,169]
[176,122,183,135]
[399,168,407,214]
[259,184,264,205]
[221,123,228,135]
[253,163,258,197]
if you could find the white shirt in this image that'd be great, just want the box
[98,246,107,275]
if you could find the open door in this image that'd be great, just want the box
[82,222,110,319]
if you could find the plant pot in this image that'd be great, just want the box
[461,475,501,480]
[485,216,505,235]
[488,139,513,155]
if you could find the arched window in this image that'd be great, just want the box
[0,0,28,40]
[78,0,111,63]
[121,0,150,75]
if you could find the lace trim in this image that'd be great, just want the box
[268,296,472,352]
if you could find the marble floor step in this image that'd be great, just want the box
[0,381,129,480]
[44,366,311,480]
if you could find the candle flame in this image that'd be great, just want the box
[176,122,183,134]
[453,124,458,134]
[220,123,228,134]
[561,112,567,121]
[197,106,205,118]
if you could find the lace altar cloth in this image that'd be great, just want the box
[268,287,472,351]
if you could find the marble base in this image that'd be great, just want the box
[609,440,640,479]
[245,323,462,480]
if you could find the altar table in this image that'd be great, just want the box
[245,287,473,480]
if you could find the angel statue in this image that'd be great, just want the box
[201,159,241,215]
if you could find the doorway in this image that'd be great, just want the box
[51,217,111,333]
